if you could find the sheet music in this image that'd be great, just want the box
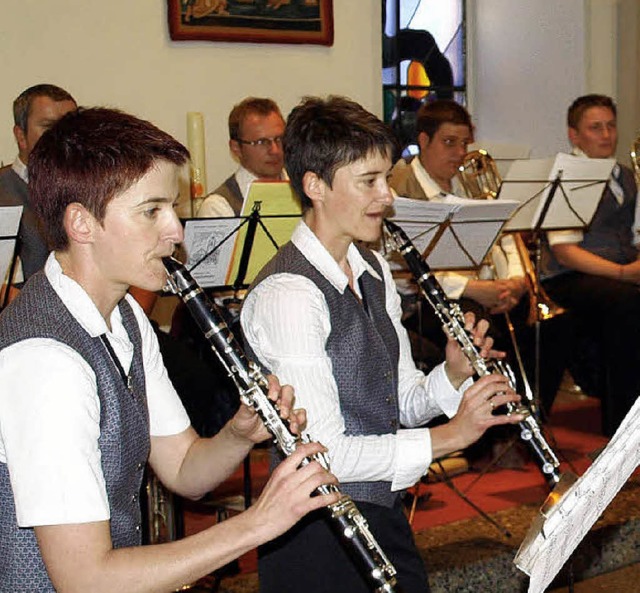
[390,196,519,270]
[182,218,237,287]
[514,396,640,593]
[226,181,301,285]
[0,206,23,284]
[501,154,615,231]
[181,181,301,289]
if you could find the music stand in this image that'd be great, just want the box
[179,183,301,508]
[389,196,519,535]
[514,395,640,593]
[0,205,24,310]
[498,154,615,408]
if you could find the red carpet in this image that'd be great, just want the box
[182,388,609,575]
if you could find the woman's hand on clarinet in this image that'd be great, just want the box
[245,441,340,541]
[443,311,506,388]
[431,373,524,458]
[228,374,307,444]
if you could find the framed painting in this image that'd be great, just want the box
[168,0,334,46]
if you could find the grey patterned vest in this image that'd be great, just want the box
[0,272,150,592]
[246,242,401,507]
[213,173,244,215]
[543,165,638,278]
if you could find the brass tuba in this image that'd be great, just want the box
[456,149,564,325]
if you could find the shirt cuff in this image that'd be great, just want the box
[547,229,583,245]
[429,362,470,418]
[391,427,432,491]
[436,271,469,300]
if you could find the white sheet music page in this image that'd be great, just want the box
[182,218,237,288]
[390,195,518,270]
[514,396,640,593]
[0,205,23,284]
[501,154,614,231]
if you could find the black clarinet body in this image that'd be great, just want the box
[162,257,397,593]
[382,220,561,487]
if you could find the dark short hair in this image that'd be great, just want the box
[415,99,472,140]
[13,84,77,131]
[284,96,397,210]
[228,97,283,140]
[567,94,617,129]
[29,107,189,251]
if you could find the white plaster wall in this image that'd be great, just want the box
[469,0,587,157]
[0,1,382,195]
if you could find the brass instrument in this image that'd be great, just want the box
[456,149,502,199]
[456,149,564,326]
[631,136,640,186]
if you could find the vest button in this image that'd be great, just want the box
[390,419,398,430]
[132,493,138,503]
[385,396,392,404]
[136,524,141,532]
[137,462,144,471]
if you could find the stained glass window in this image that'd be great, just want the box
[382,0,466,155]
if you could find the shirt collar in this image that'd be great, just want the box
[12,156,28,184]
[44,253,126,340]
[290,220,382,294]
[411,156,464,198]
[570,146,621,179]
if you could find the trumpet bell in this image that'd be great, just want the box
[456,149,502,200]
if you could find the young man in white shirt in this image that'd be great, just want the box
[241,96,523,593]
[542,94,640,436]
[0,107,338,592]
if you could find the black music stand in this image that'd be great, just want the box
[498,154,614,409]
[180,201,301,509]
[390,198,518,536]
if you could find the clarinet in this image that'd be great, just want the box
[162,257,397,593]
[382,220,561,487]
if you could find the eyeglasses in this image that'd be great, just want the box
[236,135,283,148]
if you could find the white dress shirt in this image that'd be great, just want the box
[0,254,190,527]
[241,221,471,491]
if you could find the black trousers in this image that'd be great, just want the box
[543,272,640,437]
[258,498,430,593]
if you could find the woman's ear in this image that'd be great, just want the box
[302,171,325,206]
[63,202,96,245]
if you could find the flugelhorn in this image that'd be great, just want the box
[456,149,564,325]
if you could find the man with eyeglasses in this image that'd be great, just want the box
[541,94,640,436]
[196,97,286,218]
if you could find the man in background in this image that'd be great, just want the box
[542,94,640,436]
[196,97,286,217]
[0,84,77,284]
